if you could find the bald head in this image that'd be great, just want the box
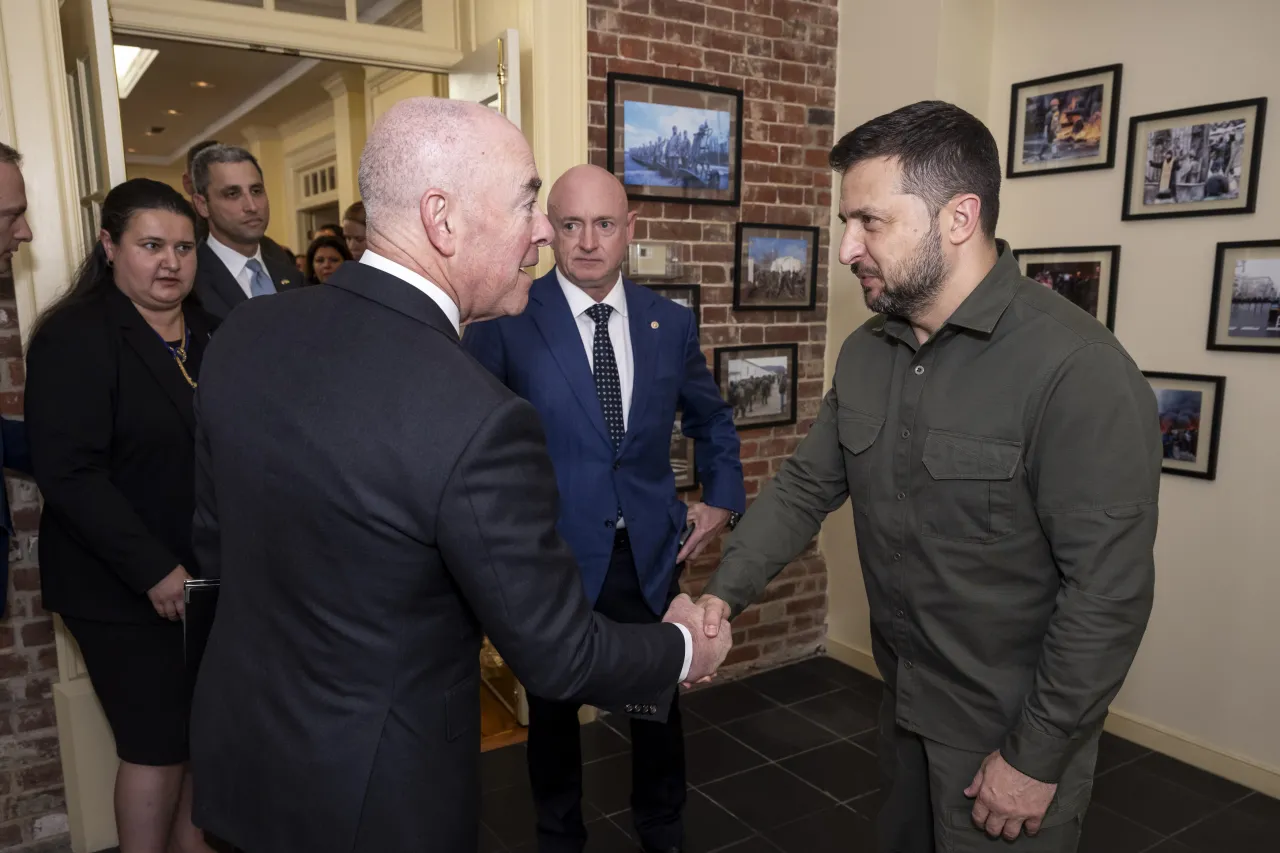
[356,97,551,324]
[547,164,636,296]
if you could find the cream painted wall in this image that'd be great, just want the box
[367,72,447,126]
[988,0,1280,776]
[825,0,1280,784]
[124,161,186,193]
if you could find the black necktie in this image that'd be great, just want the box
[586,303,624,450]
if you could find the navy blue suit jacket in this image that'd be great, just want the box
[1,418,32,616]
[462,271,744,614]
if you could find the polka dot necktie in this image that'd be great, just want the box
[586,303,625,451]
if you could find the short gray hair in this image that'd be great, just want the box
[191,144,263,197]
[0,142,20,167]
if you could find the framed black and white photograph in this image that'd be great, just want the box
[1122,98,1267,221]
[1014,245,1120,330]
[1144,372,1226,480]
[733,223,819,311]
[1006,64,1122,178]
[1207,239,1280,352]
[670,413,697,492]
[644,284,700,337]
[606,72,743,206]
[714,344,798,431]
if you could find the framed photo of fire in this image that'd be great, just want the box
[606,72,743,206]
[1144,371,1226,480]
[1007,64,1123,179]
[1014,245,1120,330]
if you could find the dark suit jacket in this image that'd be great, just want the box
[193,237,299,322]
[24,287,212,623]
[188,262,685,853]
[0,418,32,617]
[463,271,744,614]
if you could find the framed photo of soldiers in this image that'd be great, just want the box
[606,72,743,206]
[670,412,697,492]
[1013,245,1120,330]
[644,284,700,338]
[1006,64,1122,179]
[714,343,799,431]
[1122,97,1267,221]
[1206,239,1280,352]
[1143,372,1226,480]
[733,223,819,311]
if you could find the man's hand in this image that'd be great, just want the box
[965,751,1058,840]
[693,593,732,639]
[676,503,731,563]
[147,565,192,621]
[663,593,731,684]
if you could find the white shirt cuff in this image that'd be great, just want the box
[674,622,693,682]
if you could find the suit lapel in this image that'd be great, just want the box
[263,244,299,292]
[198,242,248,311]
[620,280,657,454]
[326,262,460,343]
[107,289,196,435]
[528,274,613,450]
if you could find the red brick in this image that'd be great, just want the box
[779,62,807,85]
[651,41,703,68]
[0,392,20,416]
[617,36,648,60]
[746,185,778,204]
[692,244,734,264]
[616,11,667,38]
[724,643,761,666]
[665,20,695,42]
[19,620,53,649]
[593,0,622,7]
[703,306,730,324]
[589,6,619,32]
[701,223,732,242]
[780,104,806,124]
[0,335,22,360]
[621,0,650,10]
[807,63,836,89]
[608,58,664,77]
[8,361,24,386]
[14,702,55,734]
[0,823,22,847]
[0,654,27,679]
[0,626,12,651]
[740,326,765,344]
[705,0,746,9]
[780,146,804,166]
[588,30,619,55]
[17,761,62,792]
[589,56,609,78]
[4,788,64,822]
[695,26,746,54]
[730,55,779,79]
[744,0,773,14]
[778,186,805,205]
[804,148,831,169]
[653,0,706,24]
[707,5,736,28]
[701,265,728,285]
[742,142,779,164]
[749,622,791,641]
[648,221,702,241]
[10,568,38,592]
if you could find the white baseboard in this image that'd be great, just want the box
[821,638,1280,799]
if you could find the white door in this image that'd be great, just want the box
[448,28,521,131]
[61,0,127,253]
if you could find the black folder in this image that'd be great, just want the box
[183,578,220,684]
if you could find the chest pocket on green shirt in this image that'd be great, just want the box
[921,429,1022,542]
[837,407,883,516]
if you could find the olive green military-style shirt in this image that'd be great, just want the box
[705,241,1161,784]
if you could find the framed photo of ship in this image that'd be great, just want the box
[607,72,743,206]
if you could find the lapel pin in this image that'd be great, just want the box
[651,321,659,329]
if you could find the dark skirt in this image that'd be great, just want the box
[62,616,191,766]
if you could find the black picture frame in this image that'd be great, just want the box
[713,343,799,431]
[1206,239,1280,353]
[1143,371,1226,481]
[1013,245,1121,330]
[1122,97,1267,221]
[733,223,820,311]
[606,72,743,207]
[670,411,698,493]
[644,284,701,338]
[1006,63,1123,179]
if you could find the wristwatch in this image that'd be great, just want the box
[727,511,742,530]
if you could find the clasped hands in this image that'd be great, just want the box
[660,593,734,686]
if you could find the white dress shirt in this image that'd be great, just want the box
[360,250,461,335]
[557,269,693,680]
[557,269,633,429]
[205,233,269,300]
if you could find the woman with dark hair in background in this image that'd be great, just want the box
[341,200,366,261]
[24,178,216,853]
[305,233,351,284]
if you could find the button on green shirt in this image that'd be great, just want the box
[706,241,1161,783]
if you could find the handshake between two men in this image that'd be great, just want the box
[660,593,735,687]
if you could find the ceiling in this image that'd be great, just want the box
[117,35,353,164]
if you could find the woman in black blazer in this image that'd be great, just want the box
[25,179,215,853]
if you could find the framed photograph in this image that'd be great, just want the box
[1122,97,1267,221]
[1206,239,1280,352]
[644,284,700,337]
[714,344,798,431]
[1144,372,1226,480]
[606,72,743,206]
[670,412,697,492]
[1013,245,1120,330]
[1007,64,1122,178]
[733,223,819,311]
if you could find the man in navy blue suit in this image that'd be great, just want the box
[463,164,745,853]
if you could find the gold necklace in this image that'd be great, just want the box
[165,320,197,390]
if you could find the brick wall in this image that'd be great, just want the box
[0,277,69,850]
[587,0,839,672]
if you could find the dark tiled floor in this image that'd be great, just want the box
[478,656,1280,852]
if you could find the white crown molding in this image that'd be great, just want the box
[124,153,172,166]
[239,124,282,144]
[279,102,336,148]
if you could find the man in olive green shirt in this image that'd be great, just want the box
[696,101,1160,852]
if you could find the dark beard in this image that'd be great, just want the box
[858,220,947,319]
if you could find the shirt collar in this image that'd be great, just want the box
[556,267,628,319]
[359,250,461,335]
[881,239,1021,341]
[204,232,264,278]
